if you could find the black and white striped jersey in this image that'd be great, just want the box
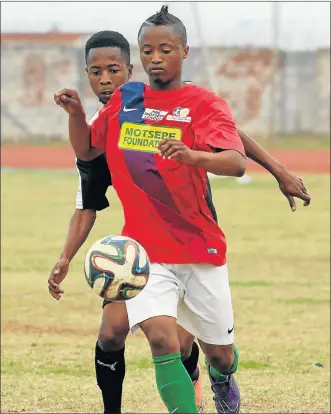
[75,107,112,211]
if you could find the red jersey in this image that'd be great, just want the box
[91,82,245,266]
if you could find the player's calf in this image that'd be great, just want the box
[139,316,198,413]
[96,302,130,414]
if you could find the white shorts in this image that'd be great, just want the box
[125,262,234,345]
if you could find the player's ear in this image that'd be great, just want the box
[127,64,133,80]
[85,67,88,74]
[183,45,189,60]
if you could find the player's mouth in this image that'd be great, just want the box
[149,67,165,75]
[99,89,114,97]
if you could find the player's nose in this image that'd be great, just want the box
[151,51,163,64]
[100,72,112,85]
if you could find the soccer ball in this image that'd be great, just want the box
[84,235,150,301]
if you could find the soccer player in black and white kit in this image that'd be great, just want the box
[49,30,311,414]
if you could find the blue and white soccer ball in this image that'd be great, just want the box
[84,235,150,301]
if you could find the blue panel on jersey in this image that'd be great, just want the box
[117,82,179,211]
[118,82,146,124]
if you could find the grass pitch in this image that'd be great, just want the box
[1,171,330,413]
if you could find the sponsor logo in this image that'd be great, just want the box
[207,248,218,254]
[96,360,118,371]
[123,106,138,112]
[228,325,234,334]
[118,122,182,153]
[142,108,168,121]
[166,107,191,123]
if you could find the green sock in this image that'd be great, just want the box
[208,345,239,382]
[153,353,198,414]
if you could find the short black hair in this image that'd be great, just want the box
[138,5,187,45]
[85,31,131,64]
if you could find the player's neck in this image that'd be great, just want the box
[149,77,184,92]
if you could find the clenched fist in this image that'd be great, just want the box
[54,88,85,117]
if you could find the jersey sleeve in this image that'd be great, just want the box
[193,97,245,156]
[75,154,111,211]
[90,105,109,151]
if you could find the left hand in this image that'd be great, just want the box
[158,139,197,164]
[276,170,311,212]
[48,257,69,300]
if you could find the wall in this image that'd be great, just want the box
[1,34,329,141]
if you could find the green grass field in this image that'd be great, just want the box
[1,171,330,413]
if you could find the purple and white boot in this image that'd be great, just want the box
[208,370,240,413]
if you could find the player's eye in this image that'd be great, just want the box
[162,49,172,54]
[91,70,100,76]
[143,49,152,55]
[109,69,119,74]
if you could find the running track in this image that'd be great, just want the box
[1,146,330,173]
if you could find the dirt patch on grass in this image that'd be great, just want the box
[2,322,97,336]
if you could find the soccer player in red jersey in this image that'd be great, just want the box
[53,9,311,413]
[50,30,206,414]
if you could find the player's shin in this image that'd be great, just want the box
[153,353,198,413]
[95,342,125,414]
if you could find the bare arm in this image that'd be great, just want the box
[237,129,311,211]
[54,89,102,160]
[192,149,246,177]
[48,209,96,300]
[60,209,96,262]
[68,113,94,160]
[237,129,284,177]
[158,140,246,177]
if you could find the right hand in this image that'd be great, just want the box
[54,89,84,117]
[48,257,70,300]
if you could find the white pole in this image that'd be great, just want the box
[190,1,218,92]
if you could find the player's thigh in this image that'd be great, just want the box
[178,263,234,346]
[98,301,130,350]
[177,324,195,359]
[125,263,180,334]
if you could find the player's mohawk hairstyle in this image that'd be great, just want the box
[138,5,187,45]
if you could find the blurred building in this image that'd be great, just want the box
[1,32,330,141]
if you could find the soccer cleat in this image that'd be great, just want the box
[193,364,204,413]
[208,369,240,414]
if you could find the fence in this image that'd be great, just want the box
[1,34,330,141]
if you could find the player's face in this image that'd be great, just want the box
[86,47,132,104]
[138,25,189,89]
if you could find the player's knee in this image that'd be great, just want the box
[148,330,179,354]
[141,320,179,356]
[98,327,128,352]
[207,344,234,372]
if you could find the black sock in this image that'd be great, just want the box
[182,341,199,382]
[95,342,125,414]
